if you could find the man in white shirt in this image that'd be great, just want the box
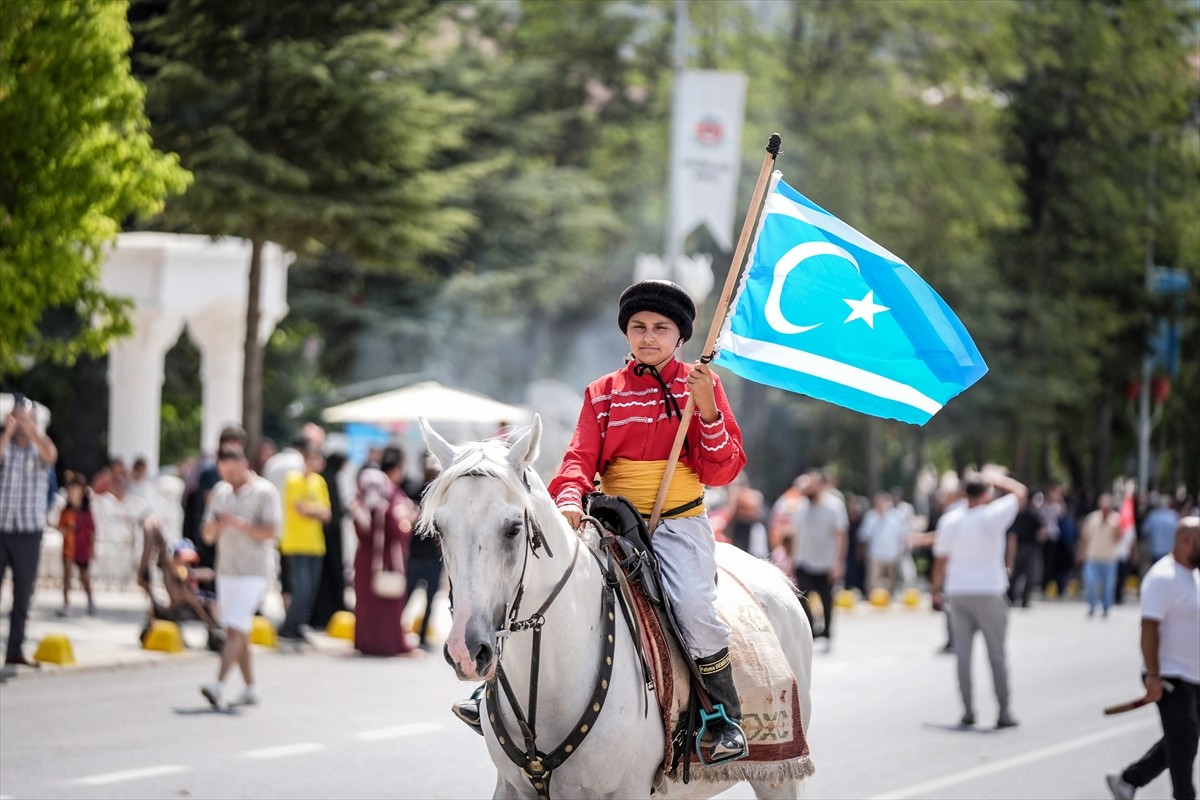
[860,492,910,595]
[791,470,848,647]
[932,473,1026,729]
[1107,516,1200,800]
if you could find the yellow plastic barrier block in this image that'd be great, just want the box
[833,589,856,610]
[326,610,355,641]
[1067,578,1081,598]
[34,633,76,666]
[868,588,891,608]
[1125,575,1140,593]
[1044,582,1059,599]
[250,615,278,648]
[902,587,921,608]
[143,620,185,653]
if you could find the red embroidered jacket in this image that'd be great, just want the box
[548,357,746,511]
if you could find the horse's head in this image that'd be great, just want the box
[417,415,548,682]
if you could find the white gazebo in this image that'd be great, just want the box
[101,232,293,473]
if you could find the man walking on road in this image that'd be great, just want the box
[791,470,848,648]
[200,438,281,708]
[932,472,1026,729]
[0,395,57,669]
[1107,516,1200,800]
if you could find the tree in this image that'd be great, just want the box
[733,0,1024,492]
[135,0,485,443]
[0,0,190,376]
[996,0,1199,495]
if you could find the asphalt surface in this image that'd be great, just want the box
[0,586,1186,799]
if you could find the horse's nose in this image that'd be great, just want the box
[473,641,494,676]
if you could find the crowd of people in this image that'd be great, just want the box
[3,371,1197,795]
[176,421,446,707]
[710,468,1195,638]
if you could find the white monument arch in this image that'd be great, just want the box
[101,232,292,473]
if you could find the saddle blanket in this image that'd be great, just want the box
[628,562,815,785]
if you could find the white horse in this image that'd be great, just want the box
[418,416,813,800]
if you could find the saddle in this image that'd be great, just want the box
[583,493,814,786]
[584,493,663,605]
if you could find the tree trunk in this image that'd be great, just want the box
[866,416,882,496]
[1094,397,1113,501]
[242,237,265,447]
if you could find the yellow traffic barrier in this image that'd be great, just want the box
[1125,575,1140,594]
[34,633,76,666]
[833,589,856,610]
[143,620,185,653]
[1045,582,1059,599]
[326,610,355,640]
[1067,578,1081,598]
[250,615,278,647]
[868,588,891,608]
[902,587,921,608]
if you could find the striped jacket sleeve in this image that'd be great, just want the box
[548,384,604,510]
[686,375,745,488]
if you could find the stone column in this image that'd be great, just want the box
[107,309,186,475]
[188,307,247,454]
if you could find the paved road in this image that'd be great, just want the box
[0,597,1182,799]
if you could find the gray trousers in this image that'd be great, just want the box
[948,593,1010,717]
[653,515,730,659]
[0,531,43,660]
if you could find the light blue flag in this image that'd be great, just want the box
[716,173,988,425]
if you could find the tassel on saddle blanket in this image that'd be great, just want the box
[624,566,815,787]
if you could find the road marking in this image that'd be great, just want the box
[869,718,1157,800]
[357,722,443,741]
[71,765,189,786]
[241,743,324,759]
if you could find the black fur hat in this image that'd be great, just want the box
[618,280,696,343]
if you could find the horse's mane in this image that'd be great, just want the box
[415,437,532,538]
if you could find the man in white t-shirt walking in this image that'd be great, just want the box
[1107,516,1200,800]
[932,473,1026,729]
[791,470,849,647]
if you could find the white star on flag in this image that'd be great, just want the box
[843,290,890,328]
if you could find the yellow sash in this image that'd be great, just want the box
[599,458,705,518]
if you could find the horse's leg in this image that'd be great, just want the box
[749,776,805,800]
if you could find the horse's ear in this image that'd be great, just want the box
[506,414,541,474]
[419,417,457,469]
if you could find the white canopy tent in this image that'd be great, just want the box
[321,381,531,427]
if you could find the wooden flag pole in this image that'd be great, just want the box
[646,133,782,532]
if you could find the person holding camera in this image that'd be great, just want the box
[1,394,58,669]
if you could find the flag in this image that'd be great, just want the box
[716,173,988,425]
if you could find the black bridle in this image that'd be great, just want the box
[448,469,619,800]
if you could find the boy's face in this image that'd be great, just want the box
[625,310,680,365]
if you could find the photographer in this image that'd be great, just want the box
[0,394,58,668]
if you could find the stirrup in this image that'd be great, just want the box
[695,704,748,766]
[451,698,484,736]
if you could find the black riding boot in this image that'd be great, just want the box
[451,684,485,736]
[696,648,747,763]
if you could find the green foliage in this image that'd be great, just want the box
[135,0,490,440]
[0,0,190,376]
[993,0,1200,489]
[159,332,202,468]
[136,0,479,265]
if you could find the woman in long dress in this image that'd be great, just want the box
[352,449,417,657]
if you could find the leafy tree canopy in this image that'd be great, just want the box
[0,0,190,376]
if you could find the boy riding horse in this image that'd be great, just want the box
[454,279,749,763]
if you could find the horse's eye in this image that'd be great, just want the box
[503,522,522,539]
